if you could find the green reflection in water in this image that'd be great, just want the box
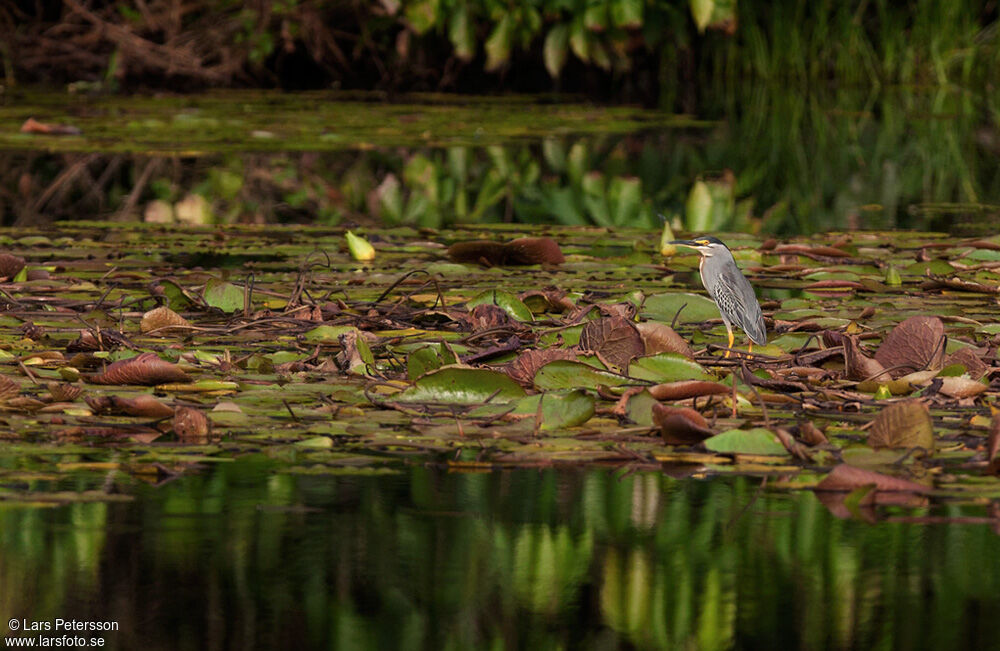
[2,461,999,650]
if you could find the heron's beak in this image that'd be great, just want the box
[669,240,698,246]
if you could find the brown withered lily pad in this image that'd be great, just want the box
[505,348,578,386]
[652,403,715,445]
[173,406,212,443]
[447,237,564,266]
[868,400,934,452]
[843,335,886,381]
[47,382,83,402]
[648,380,730,401]
[140,306,192,334]
[635,321,694,358]
[815,464,931,494]
[579,316,644,370]
[87,352,189,386]
[874,316,945,378]
[0,253,26,280]
[85,395,175,419]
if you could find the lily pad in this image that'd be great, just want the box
[703,428,789,456]
[394,367,526,404]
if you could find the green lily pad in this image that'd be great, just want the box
[641,292,719,324]
[303,325,358,342]
[533,360,630,390]
[511,390,596,430]
[203,278,244,313]
[628,353,715,383]
[703,428,788,456]
[467,289,534,322]
[394,367,526,404]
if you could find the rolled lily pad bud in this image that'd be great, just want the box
[346,230,375,261]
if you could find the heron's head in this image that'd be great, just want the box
[669,236,729,257]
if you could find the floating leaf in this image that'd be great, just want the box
[815,464,931,493]
[203,278,244,313]
[635,321,694,358]
[534,360,629,391]
[579,316,644,370]
[85,394,174,419]
[641,292,719,324]
[868,400,934,452]
[513,390,595,430]
[88,352,189,386]
[173,406,212,443]
[303,325,358,342]
[703,428,789,456]
[505,348,578,386]
[874,316,945,378]
[0,253,26,280]
[648,380,730,400]
[628,353,715,383]
[448,237,564,266]
[395,367,526,404]
[467,289,534,322]
[653,403,714,445]
[140,306,191,334]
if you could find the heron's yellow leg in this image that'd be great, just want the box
[748,342,753,355]
[725,326,734,359]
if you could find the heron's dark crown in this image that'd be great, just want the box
[690,235,727,247]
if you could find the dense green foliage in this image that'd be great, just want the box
[5,1,998,104]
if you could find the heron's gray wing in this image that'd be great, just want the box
[712,265,766,345]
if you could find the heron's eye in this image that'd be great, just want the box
[695,239,709,245]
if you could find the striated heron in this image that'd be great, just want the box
[671,236,766,357]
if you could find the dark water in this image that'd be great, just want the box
[3,462,1000,650]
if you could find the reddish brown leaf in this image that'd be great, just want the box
[944,347,988,381]
[0,253,26,280]
[987,411,1000,475]
[448,237,564,266]
[652,403,714,445]
[140,306,192,334]
[20,117,82,135]
[579,316,643,370]
[774,427,813,461]
[843,335,886,381]
[798,420,828,446]
[635,321,694,358]
[88,352,189,385]
[505,348,577,386]
[648,380,730,400]
[173,406,212,443]
[469,304,512,330]
[868,400,934,452]
[85,395,175,419]
[874,316,945,378]
[47,382,83,402]
[0,375,20,402]
[815,464,931,493]
[504,237,565,265]
[937,376,988,399]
